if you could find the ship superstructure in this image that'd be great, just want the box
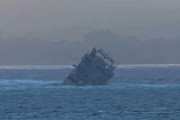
[63,47,119,85]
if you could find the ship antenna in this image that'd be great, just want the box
[103,50,111,60]
[107,50,111,56]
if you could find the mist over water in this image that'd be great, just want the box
[1,30,180,65]
[0,65,180,119]
[1,1,180,119]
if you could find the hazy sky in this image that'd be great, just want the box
[0,0,180,65]
[1,0,180,41]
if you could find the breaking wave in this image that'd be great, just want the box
[0,79,179,91]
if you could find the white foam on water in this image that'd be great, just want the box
[0,79,62,90]
[0,79,179,91]
[109,82,180,89]
[0,79,61,85]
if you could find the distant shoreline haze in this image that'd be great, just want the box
[0,30,180,65]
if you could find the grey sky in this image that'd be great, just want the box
[0,0,180,65]
[1,0,180,40]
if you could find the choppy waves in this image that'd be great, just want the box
[0,65,180,119]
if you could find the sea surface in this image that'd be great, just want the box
[0,65,180,120]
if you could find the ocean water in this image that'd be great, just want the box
[0,65,180,120]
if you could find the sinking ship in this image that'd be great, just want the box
[63,47,119,85]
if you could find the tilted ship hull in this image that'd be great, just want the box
[63,47,118,86]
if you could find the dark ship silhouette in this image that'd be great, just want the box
[63,47,119,85]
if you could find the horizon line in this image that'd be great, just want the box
[0,64,180,69]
